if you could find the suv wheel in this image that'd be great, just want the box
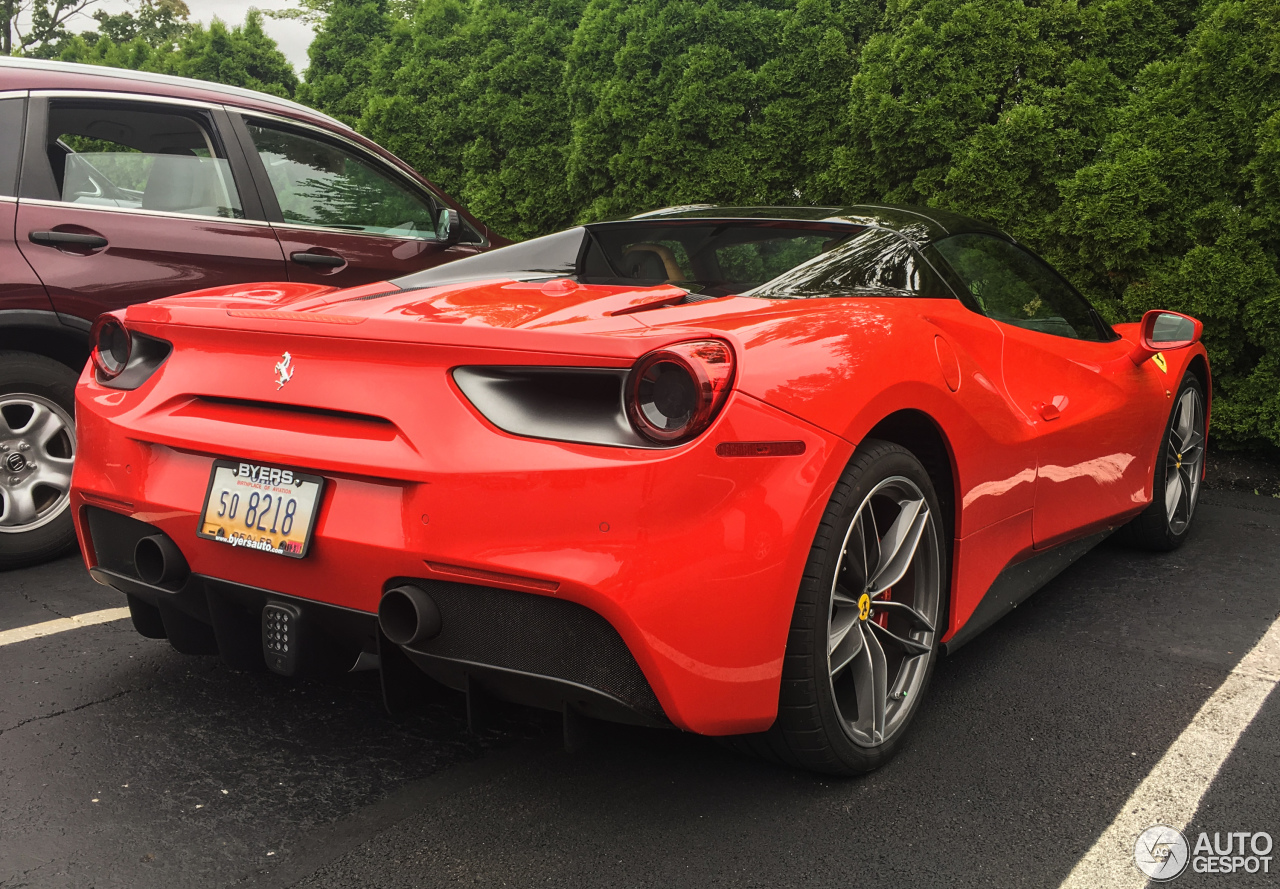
[0,352,79,569]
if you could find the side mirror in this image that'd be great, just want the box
[437,208,461,246]
[1130,310,1202,365]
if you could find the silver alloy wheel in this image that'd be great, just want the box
[0,394,76,533]
[1164,387,1205,535]
[827,476,941,748]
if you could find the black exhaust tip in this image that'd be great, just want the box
[379,585,442,647]
[134,534,189,587]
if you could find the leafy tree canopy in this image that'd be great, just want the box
[2,0,99,56]
[59,7,298,98]
[88,0,190,49]
[358,0,587,240]
[297,0,391,125]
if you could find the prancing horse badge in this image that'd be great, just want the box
[274,352,295,389]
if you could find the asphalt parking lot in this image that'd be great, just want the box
[2,489,1278,888]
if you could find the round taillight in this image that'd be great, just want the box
[90,316,132,380]
[626,340,734,443]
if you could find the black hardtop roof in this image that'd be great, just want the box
[615,204,1007,244]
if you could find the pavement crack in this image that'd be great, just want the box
[17,585,68,620]
[0,688,138,736]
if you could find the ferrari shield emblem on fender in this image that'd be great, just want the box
[274,352,295,389]
[1152,352,1168,373]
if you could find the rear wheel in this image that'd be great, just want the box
[0,352,79,570]
[1122,373,1206,551]
[732,440,946,775]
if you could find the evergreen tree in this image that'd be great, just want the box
[360,0,584,239]
[834,0,1199,242]
[159,11,299,99]
[563,0,786,222]
[1057,0,1280,450]
[745,0,879,206]
[297,0,391,126]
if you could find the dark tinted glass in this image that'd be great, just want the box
[749,228,953,299]
[585,221,855,293]
[933,234,1109,341]
[395,221,866,295]
[0,98,25,197]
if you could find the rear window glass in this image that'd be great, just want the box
[749,228,953,300]
[394,219,956,304]
[582,221,859,296]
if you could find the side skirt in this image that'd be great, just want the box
[942,530,1111,655]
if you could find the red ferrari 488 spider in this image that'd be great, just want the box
[71,205,1209,774]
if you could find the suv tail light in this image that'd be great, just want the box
[90,315,131,380]
[625,340,734,443]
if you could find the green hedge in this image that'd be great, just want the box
[66,0,1280,451]
[351,0,1280,451]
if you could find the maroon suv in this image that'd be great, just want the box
[0,57,505,568]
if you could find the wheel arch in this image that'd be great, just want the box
[861,409,959,547]
[1186,351,1211,416]
[0,312,90,374]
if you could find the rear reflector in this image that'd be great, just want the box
[424,561,560,593]
[715,441,806,458]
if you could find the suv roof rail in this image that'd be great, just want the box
[0,57,349,130]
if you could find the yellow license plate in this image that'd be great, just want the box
[197,460,325,558]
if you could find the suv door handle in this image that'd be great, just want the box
[290,251,345,267]
[29,230,108,249]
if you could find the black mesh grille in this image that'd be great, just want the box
[398,579,664,720]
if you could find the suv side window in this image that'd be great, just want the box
[244,120,467,243]
[34,100,243,218]
[933,233,1109,341]
[0,98,24,197]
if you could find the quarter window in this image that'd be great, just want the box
[245,121,449,241]
[42,101,243,218]
[933,234,1109,340]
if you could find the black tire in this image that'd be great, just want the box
[730,439,948,775]
[0,351,79,570]
[1120,372,1206,552]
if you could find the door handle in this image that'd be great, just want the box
[29,230,108,249]
[1034,401,1061,421]
[290,251,345,267]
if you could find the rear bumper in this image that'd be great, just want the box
[72,378,852,734]
[87,509,666,727]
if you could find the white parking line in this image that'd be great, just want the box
[1059,615,1280,888]
[0,607,131,647]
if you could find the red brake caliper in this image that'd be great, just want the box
[875,588,891,628]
